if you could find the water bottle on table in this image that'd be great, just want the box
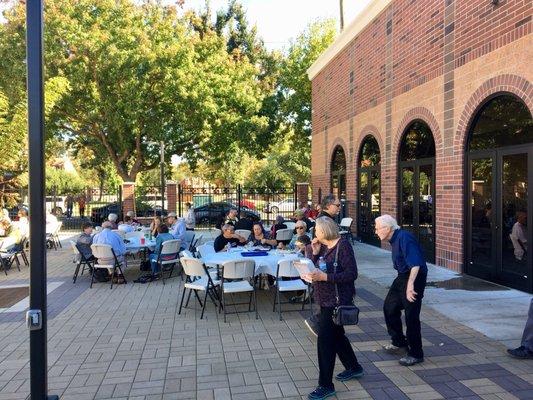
[318,256,327,272]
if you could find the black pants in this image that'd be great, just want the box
[383,272,427,359]
[317,306,360,389]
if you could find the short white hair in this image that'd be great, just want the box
[126,211,135,217]
[375,214,400,230]
[108,213,118,222]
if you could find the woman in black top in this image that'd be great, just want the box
[248,222,277,248]
[305,216,363,400]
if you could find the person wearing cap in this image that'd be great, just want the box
[107,213,118,229]
[167,212,186,243]
[126,210,140,225]
[118,216,135,233]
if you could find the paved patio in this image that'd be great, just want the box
[0,233,532,400]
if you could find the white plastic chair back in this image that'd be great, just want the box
[340,217,353,229]
[284,221,296,230]
[69,240,80,256]
[54,221,62,235]
[212,228,221,237]
[276,228,293,241]
[181,256,206,278]
[161,239,181,257]
[277,259,301,278]
[197,243,215,258]
[90,244,115,268]
[222,259,255,280]
[235,230,251,240]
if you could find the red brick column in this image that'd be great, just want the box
[296,183,309,208]
[166,181,177,215]
[122,182,135,216]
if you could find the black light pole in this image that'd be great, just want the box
[159,141,165,213]
[26,1,58,399]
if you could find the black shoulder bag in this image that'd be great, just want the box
[332,242,360,326]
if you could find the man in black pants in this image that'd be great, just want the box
[375,214,428,366]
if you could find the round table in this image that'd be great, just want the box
[202,247,302,276]
[125,237,156,252]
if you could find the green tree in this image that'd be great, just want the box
[0,0,268,182]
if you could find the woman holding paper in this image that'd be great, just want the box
[305,216,363,400]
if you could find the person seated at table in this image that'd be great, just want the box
[76,222,95,261]
[92,221,127,282]
[224,207,239,226]
[234,211,254,231]
[293,210,314,231]
[45,211,59,235]
[150,215,162,237]
[15,208,29,238]
[294,234,311,256]
[270,215,287,238]
[118,216,135,233]
[214,224,247,252]
[149,224,175,279]
[248,222,277,248]
[167,212,186,244]
[279,220,311,250]
[107,213,118,229]
[126,210,140,225]
[0,218,22,251]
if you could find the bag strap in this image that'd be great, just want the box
[333,240,341,306]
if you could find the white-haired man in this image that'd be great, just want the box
[107,213,118,229]
[92,221,127,282]
[375,214,428,367]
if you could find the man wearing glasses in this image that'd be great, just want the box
[318,194,341,221]
[374,214,428,367]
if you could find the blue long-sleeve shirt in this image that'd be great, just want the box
[92,228,126,257]
[389,229,428,274]
[170,219,186,241]
[154,232,175,256]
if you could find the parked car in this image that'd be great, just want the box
[223,198,256,210]
[91,202,166,225]
[263,198,296,214]
[194,201,260,226]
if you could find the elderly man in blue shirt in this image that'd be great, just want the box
[375,214,428,367]
[93,221,127,264]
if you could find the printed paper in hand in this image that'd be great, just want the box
[293,260,315,283]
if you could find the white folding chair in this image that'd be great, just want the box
[197,243,217,270]
[220,259,257,322]
[183,230,195,251]
[90,244,126,289]
[0,239,17,275]
[70,240,94,283]
[156,239,181,284]
[46,221,62,250]
[276,228,293,245]
[283,221,296,231]
[273,259,309,320]
[235,230,251,241]
[339,217,354,243]
[179,256,221,319]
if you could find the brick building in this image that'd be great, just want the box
[308,0,532,292]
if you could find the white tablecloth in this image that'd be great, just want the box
[125,237,156,252]
[202,248,301,276]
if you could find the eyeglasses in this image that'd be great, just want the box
[333,203,341,207]
[295,226,305,229]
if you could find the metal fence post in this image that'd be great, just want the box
[237,184,242,216]
[26,0,58,398]
[118,185,123,220]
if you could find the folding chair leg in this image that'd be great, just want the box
[185,289,192,307]
[200,289,209,319]
[193,290,203,307]
[248,292,253,312]
[302,289,307,311]
[90,267,95,288]
[110,267,116,289]
[254,287,258,319]
[277,289,282,321]
[73,262,81,283]
[21,251,29,266]
[178,286,187,314]
[1,259,7,276]
[117,264,127,284]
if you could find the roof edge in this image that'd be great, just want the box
[307,0,393,80]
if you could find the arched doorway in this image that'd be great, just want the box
[357,135,381,246]
[331,146,346,199]
[398,120,436,263]
[466,94,533,292]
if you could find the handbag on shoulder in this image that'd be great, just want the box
[332,242,360,326]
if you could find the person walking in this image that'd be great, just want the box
[305,216,363,400]
[507,298,533,359]
[375,214,428,366]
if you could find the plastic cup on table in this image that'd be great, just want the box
[140,237,145,245]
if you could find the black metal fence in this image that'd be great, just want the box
[178,183,299,228]
[136,186,168,217]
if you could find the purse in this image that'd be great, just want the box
[332,242,360,326]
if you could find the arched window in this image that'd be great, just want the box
[468,94,533,151]
[400,120,436,161]
[359,135,380,167]
[331,146,346,173]
[330,146,346,215]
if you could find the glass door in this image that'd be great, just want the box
[399,160,435,263]
[358,167,381,246]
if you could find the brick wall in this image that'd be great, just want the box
[310,0,533,273]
